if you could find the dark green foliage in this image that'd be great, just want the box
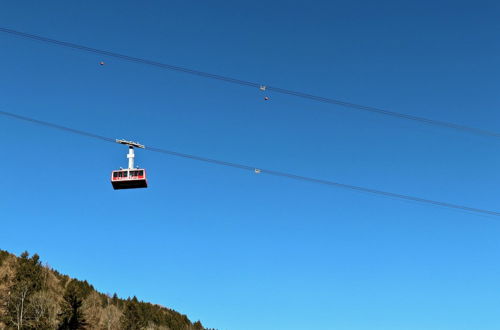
[112,292,119,305]
[54,271,70,288]
[121,296,145,330]
[0,250,9,287]
[4,251,44,329]
[0,250,212,330]
[0,249,9,266]
[15,251,43,291]
[67,279,93,300]
[58,281,87,329]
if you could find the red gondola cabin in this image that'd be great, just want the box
[111,169,148,190]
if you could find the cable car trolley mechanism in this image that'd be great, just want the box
[111,139,148,190]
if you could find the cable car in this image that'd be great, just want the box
[111,169,148,189]
[111,139,148,190]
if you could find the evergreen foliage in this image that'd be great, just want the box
[4,251,44,329]
[121,297,144,330]
[0,250,215,330]
[57,282,88,329]
[0,250,10,266]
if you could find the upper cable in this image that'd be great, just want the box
[1,27,500,139]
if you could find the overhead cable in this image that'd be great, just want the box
[0,110,115,143]
[1,109,498,218]
[1,27,500,139]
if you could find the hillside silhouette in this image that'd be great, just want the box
[0,250,214,330]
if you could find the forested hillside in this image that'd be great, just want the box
[0,250,213,330]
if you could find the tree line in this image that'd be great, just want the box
[0,250,215,330]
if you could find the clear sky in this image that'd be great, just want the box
[1,1,500,329]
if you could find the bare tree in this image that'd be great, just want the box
[82,291,102,329]
[29,290,59,329]
[8,285,29,330]
[144,321,171,330]
[5,252,43,329]
[99,304,122,330]
[0,256,16,329]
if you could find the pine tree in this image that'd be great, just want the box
[5,251,43,329]
[121,296,144,330]
[0,250,210,330]
[193,320,204,330]
[58,282,87,330]
[111,293,119,305]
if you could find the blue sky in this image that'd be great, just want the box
[1,1,500,329]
